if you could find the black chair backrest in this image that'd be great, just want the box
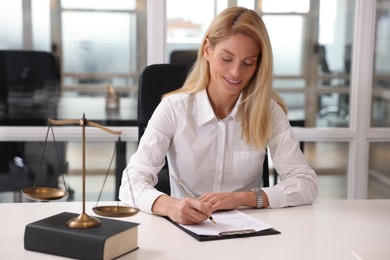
[137,63,193,194]
[138,63,193,140]
[137,63,270,194]
[272,119,305,185]
[289,119,305,152]
[0,50,60,119]
[0,50,60,94]
[169,50,198,64]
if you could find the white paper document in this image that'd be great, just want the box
[179,210,273,236]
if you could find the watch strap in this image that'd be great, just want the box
[250,188,264,209]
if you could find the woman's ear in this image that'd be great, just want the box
[203,38,211,61]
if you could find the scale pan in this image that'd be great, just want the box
[21,187,68,201]
[93,206,139,217]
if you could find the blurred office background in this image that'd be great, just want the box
[0,0,389,203]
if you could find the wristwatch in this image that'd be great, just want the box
[250,188,264,208]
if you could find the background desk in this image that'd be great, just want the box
[1,200,389,260]
[0,95,138,126]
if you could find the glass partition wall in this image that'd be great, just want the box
[165,0,355,127]
[59,0,140,96]
[368,0,390,198]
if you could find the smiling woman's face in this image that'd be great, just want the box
[203,33,260,99]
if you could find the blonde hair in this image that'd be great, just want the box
[167,6,287,149]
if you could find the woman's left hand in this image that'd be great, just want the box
[199,191,257,212]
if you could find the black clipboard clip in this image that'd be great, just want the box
[218,229,257,237]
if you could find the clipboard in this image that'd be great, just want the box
[164,216,281,242]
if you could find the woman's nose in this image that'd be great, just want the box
[230,62,241,77]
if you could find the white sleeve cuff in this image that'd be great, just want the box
[261,186,288,208]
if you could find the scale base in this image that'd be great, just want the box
[66,213,101,229]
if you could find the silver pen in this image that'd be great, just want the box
[178,179,217,225]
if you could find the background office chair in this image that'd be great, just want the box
[137,63,270,195]
[316,45,349,122]
[0,142,32,198]
[0,50,67,200]
[0,50,60,119]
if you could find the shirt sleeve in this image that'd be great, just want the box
[261,102,319,208]
[119,97,176,213]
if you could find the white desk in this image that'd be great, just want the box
[1,200,389,260]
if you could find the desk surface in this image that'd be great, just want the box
[1,200,389,260]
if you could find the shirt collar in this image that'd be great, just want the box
[196,89,242,126]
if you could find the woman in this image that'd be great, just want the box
[119,6,318,224]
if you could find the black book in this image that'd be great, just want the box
[24,212,139,260]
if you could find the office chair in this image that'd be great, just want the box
[0,142,33,193]
[137,63,270,195]
[169,50,198,64]
[272,119,305,185]
[138,63,193,195]
[0,50,60,118]
[0,50,67,200]
[316,45,349,121]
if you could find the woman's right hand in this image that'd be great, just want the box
[152,195,212,225]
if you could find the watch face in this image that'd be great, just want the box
[255,189,262,196]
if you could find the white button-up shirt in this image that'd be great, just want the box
[119,90,318,213]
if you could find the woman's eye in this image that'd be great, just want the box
[221,56,232,62]
[244,59,257,67]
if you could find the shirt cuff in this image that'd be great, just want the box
[261,186,288,208]
[139,189,166,214]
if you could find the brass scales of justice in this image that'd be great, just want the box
[21,114,139,229]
